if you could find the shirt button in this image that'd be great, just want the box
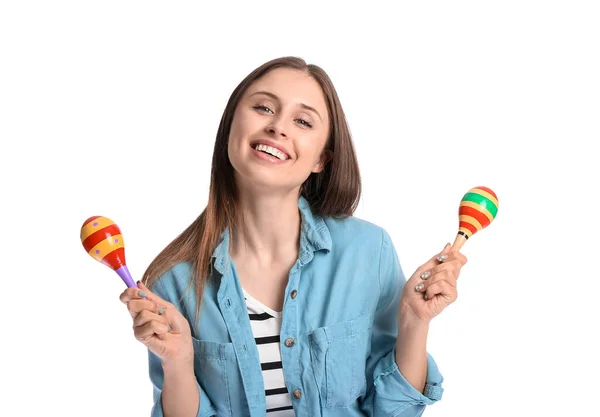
[290,290,297,299]
[292,389,302,399]
[284,338,295,347]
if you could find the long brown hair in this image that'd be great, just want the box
[142,56,361,326]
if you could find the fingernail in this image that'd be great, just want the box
[424,294,429,300]
[158,307,164,315]
[420,271,431,280]
[437,254,448,262]
[415,284,424,292]
[138,290,147,297]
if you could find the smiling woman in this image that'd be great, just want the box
[120,56,464,417]
[228,69,334,194]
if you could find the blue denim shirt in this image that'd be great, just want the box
[148,196,444,417]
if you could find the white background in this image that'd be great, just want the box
[1,1,599,416]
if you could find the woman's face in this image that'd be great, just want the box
[228,68,331,194]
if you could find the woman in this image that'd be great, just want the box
[120,56,467,417]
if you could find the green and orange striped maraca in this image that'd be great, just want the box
[452,186,498,251]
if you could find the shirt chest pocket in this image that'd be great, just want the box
[192,338,240,417]
[309,313,373,408]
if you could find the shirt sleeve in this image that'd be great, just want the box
[361,229,444,417]
[147,274,217,417]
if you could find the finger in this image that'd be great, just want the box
[126,299,162,319]
[121,282,170,310]
[446,250,468,266]
[418,269,458,290]
[435,243,453,263]
[132,308,168,329]
[133,319,171,343]
[119,285,151,304]
[133,311,172,339]
[419,261,462,282]
[439,249,468,266]
[152,303,184,334]
[136,281,170,306]
[414,269,456,294]
[423,280,457,303]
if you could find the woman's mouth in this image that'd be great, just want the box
[251,143,290,161]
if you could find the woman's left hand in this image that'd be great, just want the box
[399,243,468,323]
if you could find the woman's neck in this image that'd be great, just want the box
[230,189,301,266]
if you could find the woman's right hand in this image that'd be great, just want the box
[119,281,194,367]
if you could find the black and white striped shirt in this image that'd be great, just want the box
[243,289,295,416]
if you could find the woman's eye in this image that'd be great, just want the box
[296,118,313,128]
[253,105,273,114]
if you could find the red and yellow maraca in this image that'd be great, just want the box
[80,216,144,297]
[451,186,498,251]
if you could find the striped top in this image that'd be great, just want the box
[243,289,295,416]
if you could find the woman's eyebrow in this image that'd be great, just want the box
[249,90,322,121]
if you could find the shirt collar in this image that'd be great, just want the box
[212,195,332,275]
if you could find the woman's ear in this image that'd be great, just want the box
[312,149,333,173]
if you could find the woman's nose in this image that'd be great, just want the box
[266,120,287,137]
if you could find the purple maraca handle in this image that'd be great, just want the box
[115,265,147,300]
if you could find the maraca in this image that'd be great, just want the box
[451,186,498,251]
[80,216,144,298]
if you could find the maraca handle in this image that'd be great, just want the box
[115,265,135,287]
[451,233,467,252]
[116,265,146,300]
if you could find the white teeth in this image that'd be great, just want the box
[254,144,287,160]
